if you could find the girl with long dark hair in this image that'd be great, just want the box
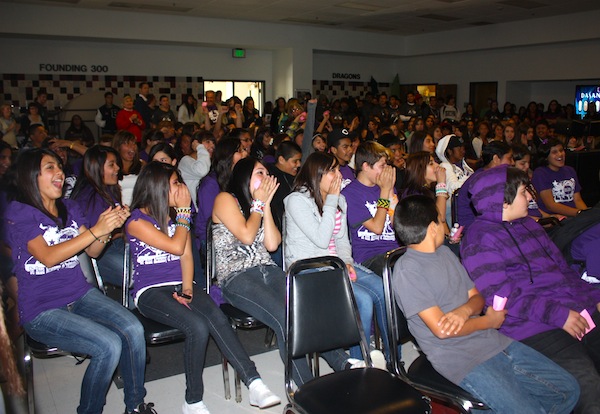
[6,149,155,414]
[71,145,126,286]
[212,157,352,386]
[127,162,279,414]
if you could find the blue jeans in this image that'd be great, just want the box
[24,289,147,414]
[459,341,579,414]
[137,285,260,403]
[96,237,125,286]
[349,264,390,361]
[221,265,350,386]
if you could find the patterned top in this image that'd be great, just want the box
[213,221,275,285]
[328,210,342,255]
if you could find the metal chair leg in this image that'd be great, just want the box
[234,370,242,403]
[23,336,35,414]
[264,327,276,348]
[222,354,231,400]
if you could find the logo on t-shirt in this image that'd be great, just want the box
[552,178,575,203]
[25,222,80,275]
[356,201,396,242]
[134,224,180,266]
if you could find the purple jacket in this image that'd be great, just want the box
[461,165,600,341]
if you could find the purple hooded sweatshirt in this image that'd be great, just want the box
[461,165,600,341]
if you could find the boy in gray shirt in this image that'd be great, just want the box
[392,195,578,413]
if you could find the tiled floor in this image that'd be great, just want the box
[4,341,419,414]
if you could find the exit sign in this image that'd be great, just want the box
[232,48,246,58]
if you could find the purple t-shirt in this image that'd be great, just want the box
[195,171,219,242]
[126,209,182,303]
[531,166,581,213]
[6,200,92,324]
[342,180,399,264]
[73,185,120,226]
[339,164,355,190]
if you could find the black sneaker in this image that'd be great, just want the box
[125,402,158,414]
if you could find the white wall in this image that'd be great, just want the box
[394,38,600,109]
[2,2,600,105]
[313,52,400,84]
[0,37,273,81]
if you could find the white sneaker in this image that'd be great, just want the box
[348,358,366,369]
[370,350,388,371]
[248,379,281,409]
[348,351,387,371]
[182,401,210,414]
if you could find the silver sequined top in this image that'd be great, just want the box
[213,222,275,285]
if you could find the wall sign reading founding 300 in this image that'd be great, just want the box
[39,63,110,73]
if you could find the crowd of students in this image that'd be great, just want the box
[1,86,600,413]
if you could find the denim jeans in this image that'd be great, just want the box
[521,313,600,414]
[96,237,125,286]
[137,285,260,403]
[349,264,390,361]
[459,341,579,414]
[24,288,147,414]
[221,265,350,385]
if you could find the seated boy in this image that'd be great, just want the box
[342,141,399,276]
[461,164,600,413]
[392,194,579,412]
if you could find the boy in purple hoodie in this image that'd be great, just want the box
[462,165,600,413]
[393,195,578,413]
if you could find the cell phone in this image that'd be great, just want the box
[177,291,192,300]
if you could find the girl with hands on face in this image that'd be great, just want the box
[284,152,389,365]
[6,149,155,414]
[213,157,354,386]
[403,152,451,236]
[127,161,280,413]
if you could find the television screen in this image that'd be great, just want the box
[575,85,600,118]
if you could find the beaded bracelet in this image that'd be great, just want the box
[175,222,191,232]
[376,198,390,209]
[175,214,191,223]
[175,207,192,214]
[89,228,112,244]
[435,183,447,191]
[250,199,266,216]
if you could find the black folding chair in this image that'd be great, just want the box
[382,247,489,413]
[23,252,102,414]
[284,255,431,414]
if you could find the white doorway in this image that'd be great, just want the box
[203,81,264,115]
